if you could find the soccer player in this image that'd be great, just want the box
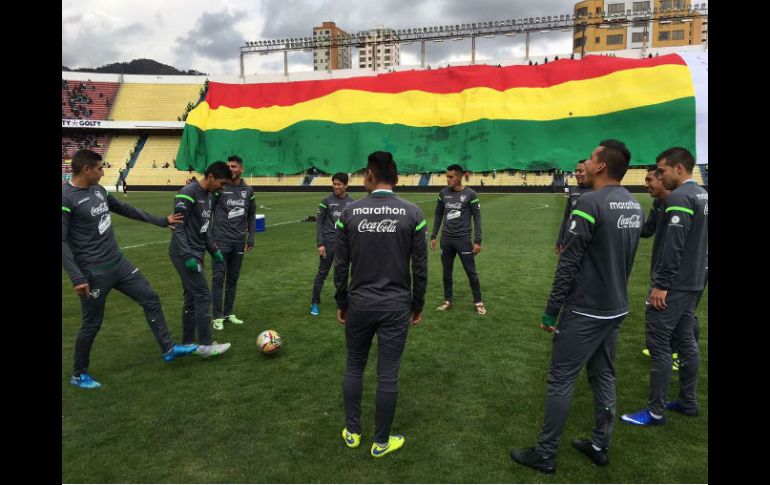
[621,147,708,425]
[639,168,705,368]
[511,140,642,473]
[556,161,590,255]
[334,151,428,458]
[169,161,233,358]
[430,164,485,314]
[639,167,672,361]
[310,173,354,316]
[210,155,256,330]
[63,149,198,389]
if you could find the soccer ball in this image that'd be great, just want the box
[257,330,282,354]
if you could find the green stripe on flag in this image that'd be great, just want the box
[666,206,694,215]
[175,98,696,175]
[175,194,195,203]
[415,220,427,231]
[572,210,596,224]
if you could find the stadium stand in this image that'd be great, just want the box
[103,134,141,167]
[109,84,203,121]
[61,133,110,160]
[133,135,182,169]
[61,50,707,190]
[61,80,120,120]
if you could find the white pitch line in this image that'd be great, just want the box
[119,200,550,250]
[119,219,304,250]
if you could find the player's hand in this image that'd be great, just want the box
[540,313,558,334]
[184,257,200,272]
[410,311,423,326]
[166,213,183,229]
[74,283,90,297]
[649,287,668,310]
[430,239,437,251]
[245,242,254,252]
[337,308,347,325]
[318,245,327,258]
[555,244,563,255]
[472,243,481,255]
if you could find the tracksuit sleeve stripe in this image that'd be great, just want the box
[572,210,596,224]
[470,198,480,204]
[666,206,695,215]
[62,206,71,212]
[175,194,195,203]
[335,220,344,229]
[415,220,427,231]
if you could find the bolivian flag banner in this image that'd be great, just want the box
[176,53,704,175]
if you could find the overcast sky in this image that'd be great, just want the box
[62,0,706,75]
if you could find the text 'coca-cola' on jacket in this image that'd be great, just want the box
[333,189,428,313]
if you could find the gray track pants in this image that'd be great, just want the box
[171,255,213,346]
[645,289,701,416]
[535,310,624,457]
[73,256,174,376]
[342,308,411,444]
[211,241,245,319]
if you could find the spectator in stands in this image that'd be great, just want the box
[570,53,574,60]
[122,178,128,196]
[152,161,158,168]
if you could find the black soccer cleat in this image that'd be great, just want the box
[510,447,556,474]
[572,438,609,466]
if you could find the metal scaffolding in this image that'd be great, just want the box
[238,4,708,78]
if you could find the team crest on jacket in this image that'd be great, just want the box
[94,190,104,201]
[241,190,247,198]
[460,195,466,202]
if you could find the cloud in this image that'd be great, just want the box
[174,9,249,61]
[61,12,150,68]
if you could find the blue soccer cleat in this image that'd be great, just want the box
[163,343,199,362]
[70,373,102,389]
[620,409,666,426]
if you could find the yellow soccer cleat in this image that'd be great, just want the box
[371,435,405,458]
[342,428,360,448]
